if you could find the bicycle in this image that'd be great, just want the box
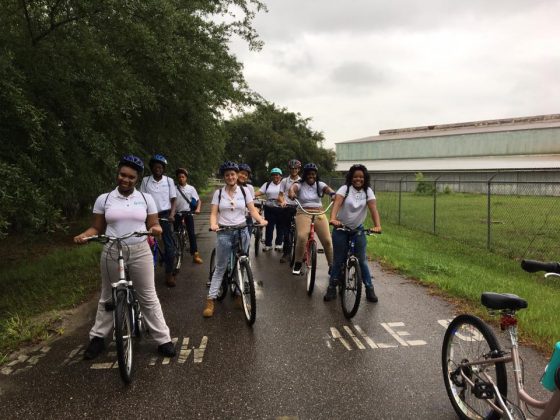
[252,198,266,257]
[208,224,264,325]
[282,204,298,267]
[172,211,193,274]
[441,259,560,420]
[148,217,169,268]
[331,225,380,319]
[294,198,334,296]
[84,231,150,384]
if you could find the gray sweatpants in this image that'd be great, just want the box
[89,240,172,345]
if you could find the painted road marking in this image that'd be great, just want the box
[162,337,178,365]
[353,325,378,349]
[330,327,352,351]
[1,346,51,376]
[438,319,484,341]
[194,336,208,363]
[330,323,427,350]
[178,337,192,364]
[343,326,366,350]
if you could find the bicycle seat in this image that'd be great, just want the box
[481,292,528,311]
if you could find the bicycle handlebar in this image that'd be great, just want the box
[83,231,151,243]
[333,225,382,235]
[521,259,560,274]
[209,224,265,232]
[293,198,334,216]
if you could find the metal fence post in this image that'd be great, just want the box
[398,176,405,225]
[433,176,441,234]
[487,174,497,250]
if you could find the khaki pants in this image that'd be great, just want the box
[90,241,171,345]
[295,210,333,266]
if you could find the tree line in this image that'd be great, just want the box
[0,0,335,237]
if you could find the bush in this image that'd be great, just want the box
[415,172,435,195]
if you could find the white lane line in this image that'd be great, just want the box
[178,337,192,364]
[330,327,352,351]
[91,362,115,369]
[353,325,378,349]
[40,346,51,353]
[438,319,452,329]
[194,336,208,363]
[381,323,409,347]
[162,337,178,365]
[1,367,13,375]
[343,326,366,350]
[383,322,426,346]
[438,319,484,341]
[149,356,157,366]
[62,345,83,366]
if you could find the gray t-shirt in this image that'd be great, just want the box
[335,185,376,229]
[279,176,301,206]
[295,181,327,208]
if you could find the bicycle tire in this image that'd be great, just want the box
[172,232,184,275]
[114,289,134,384]
[442,314,508,420]
[288,226,297,268]
[306,241,317,296]
[238,259,256,325]
[254,227,261,257]
[341,258,362,319]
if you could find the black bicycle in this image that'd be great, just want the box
[208,225,263,325]
[283,206,297,267]
[333,225,380,318]
[252,198,266,257]
[172,211,193,274]
[84,231,150,384]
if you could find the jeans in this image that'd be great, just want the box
[264,206,283,247]
[329,228,373,288]
[208,228,249,299]
[174,212,198,254]
[159,210,175,274]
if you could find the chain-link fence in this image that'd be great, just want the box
[325,176,560,261]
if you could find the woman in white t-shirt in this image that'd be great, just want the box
[204,161,267,318]
[74,155,176,360]
[255,167,284,251]
[326,164,382,303]
[175,168,203,264]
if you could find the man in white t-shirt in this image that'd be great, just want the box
[140,154,178,287]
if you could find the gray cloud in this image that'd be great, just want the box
[330,61,387,89]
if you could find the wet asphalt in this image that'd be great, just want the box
[0,205,551,419]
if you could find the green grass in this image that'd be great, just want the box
[366,222,560,352]
[0,244,101,361]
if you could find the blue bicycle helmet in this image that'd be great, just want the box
[303,162,318,173]
[238,163,252,173]
[270,167,282,175]
[119,155,144,175]
[149,154,168,167]
[219,161,239,175]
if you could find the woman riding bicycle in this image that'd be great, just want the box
[255,167,284,252]
[325,164,382,303]
[288,163,335,275]
[175,167,203,264]
[74,155,176,360]
[204,161,267,318]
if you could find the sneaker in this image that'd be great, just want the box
[166,273,176,287]
[202,298,215,317]
[263,246,272,252]
[83,336,105,360]
[292,262,302,275]
[365,286,378,303]
[192,252,203,264]
[279,254,288,263]
[274,244,283,251]
[323,286,337,302]
[158,341,176,357]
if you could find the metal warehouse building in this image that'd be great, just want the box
[335,114,560,184]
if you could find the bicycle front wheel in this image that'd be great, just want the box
[254,227,261,257]
[341,258,362,319]
[306,241,317,296]
[288,227,297,268]
[238,259,256,325]
[114,289,134,384]
[442,314,508,420]
[172,232,184,274]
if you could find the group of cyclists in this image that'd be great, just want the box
[74,153,382,360]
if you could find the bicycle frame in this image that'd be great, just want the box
[293,199,334,264]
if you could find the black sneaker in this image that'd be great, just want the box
[365,286,378,303]
[323,286,337,302]
[292,262,302,275]
[158,341,177,357]
[83,336,105,360]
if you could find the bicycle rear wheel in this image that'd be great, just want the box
[341,258,362,318]
[306,241,317,296]
[238,259,256,325]
[442,314,508,420]
[114,289,134,384]
[172,232,184,275]
[254,227,261,257]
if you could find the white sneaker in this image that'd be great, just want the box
[263,246,272,252]
[274,244,283,251]
[292,262,302,275]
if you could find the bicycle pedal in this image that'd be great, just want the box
[104,302,115,311]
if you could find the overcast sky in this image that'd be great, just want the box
[229,0,560,149]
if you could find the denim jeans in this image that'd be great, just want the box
[329,228,373,288]
[159,210,175,274]
[208,228,249,299]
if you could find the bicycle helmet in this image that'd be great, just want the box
[238,163,252,174]
[176,167,188,177]
[302,162,318,174]
[219,160,239,175]
[149,154,168,167]
[288,159,302,169]
[270,167,282,175]
[119,155,144,175]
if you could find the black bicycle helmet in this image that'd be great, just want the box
[149,154,168,167]
[238,163,252,173]
[119,155,144,175]
[303,162,318,174]
[288,159,302,169]
[219,161,239,175]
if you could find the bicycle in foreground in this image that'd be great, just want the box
[294,198,334,296]
[332,225,380,319]
[84,231,150,384]
[441,259,560,419]
[208,224,264,325]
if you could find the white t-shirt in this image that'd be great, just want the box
[211,186,253,226]
[335,185,376,229]
[93,188,158,244]
[279,176,301,206]
[140,175,177,212]
[176,184,200,212]
[260,181,282,207]
[294,181,327,208]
